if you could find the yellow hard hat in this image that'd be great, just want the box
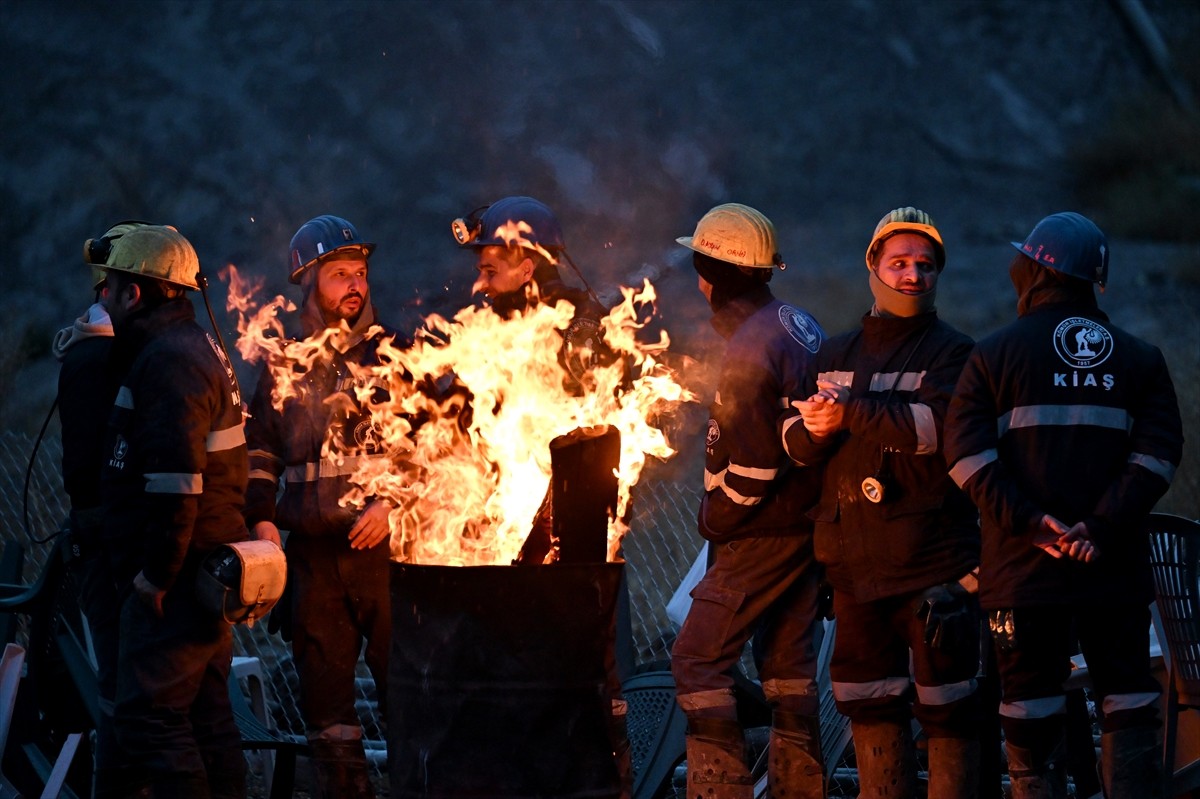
[98,225,201,291]
[676,203,784,269]
[83,220,153,290]
[865,207,945,270]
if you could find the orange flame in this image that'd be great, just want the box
[224,266,696,566]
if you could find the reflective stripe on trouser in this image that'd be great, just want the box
[673,535,821,715]
[992,603,1160,733]
[830,589,980,736]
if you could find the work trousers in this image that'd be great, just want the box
[288,535,391,735]
[993,603,1160,740]
[114,577,245,798]
[673,535,822,716]
[76,553,144,796]
[830,589,981,738]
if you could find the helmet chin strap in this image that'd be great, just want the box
[868,269,937,317]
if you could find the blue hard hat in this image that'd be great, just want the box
[289,215,375,284]
[1011,212,1108,287]
[452,196,565,252]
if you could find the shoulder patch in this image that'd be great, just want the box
[778,305,821,353]
[1053,317,1113,369]
[706,419,720,448]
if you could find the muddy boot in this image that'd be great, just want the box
[927,737,979,799]
[1100,726,1163,799]
[1005,735,1067,799]
[768,710,824,799]
[310,738,376,799]
[851,719,918,798]
[684,715,753,799]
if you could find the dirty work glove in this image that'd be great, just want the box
[914,582,973,650]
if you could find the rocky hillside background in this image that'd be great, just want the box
[2,0,1198,515]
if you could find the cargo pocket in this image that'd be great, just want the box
[675,580,747,663]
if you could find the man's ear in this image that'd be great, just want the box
[119,281,142,312]
[518,256,535,283]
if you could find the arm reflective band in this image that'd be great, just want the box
[144,472,203,495]
[949,449,997,488]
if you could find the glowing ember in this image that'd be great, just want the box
[225,264,695,566]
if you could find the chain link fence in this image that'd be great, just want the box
[0,430,705,783]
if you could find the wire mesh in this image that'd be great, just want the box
[0,431,708,784]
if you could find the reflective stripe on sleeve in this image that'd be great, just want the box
[144,472,203,495]
[206,424,246,452]
[1128,452,1176,483]
[728,463,778,481]
[949,449,997,487]
[817,371,854,388]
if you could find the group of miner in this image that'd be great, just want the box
[51,195,1182,799]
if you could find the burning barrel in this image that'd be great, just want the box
[387,426,625,797]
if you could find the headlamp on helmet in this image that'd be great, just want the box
[452,196,565,253]
[95,225,200,291]
[83,220,154,289]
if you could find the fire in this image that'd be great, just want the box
[224,264,695,566]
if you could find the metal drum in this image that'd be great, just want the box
[387,562,624,798]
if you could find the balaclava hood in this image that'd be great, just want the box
[694,252,766,313]
[1009,253,1096,317]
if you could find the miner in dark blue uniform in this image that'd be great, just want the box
[671,203,827,799]
[945,212,1184,799]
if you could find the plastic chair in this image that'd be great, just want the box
[624,667,687,799]
[1145,511,1200,796]
[0,643,26,798]
[227,661,308,799]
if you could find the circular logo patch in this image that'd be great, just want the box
[778,306,821,353]
[1053,317,1113,369]
[706,419,720,448]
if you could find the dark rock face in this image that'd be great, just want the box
[2,1,1197,435]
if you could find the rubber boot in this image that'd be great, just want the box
[1099,726,1163,799]
[310,738,376,799]
[851,719,919,798]
[768,710,825,799]
[926,737,979,799]
[1005,735,1067,799]
[684,715,753,799]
